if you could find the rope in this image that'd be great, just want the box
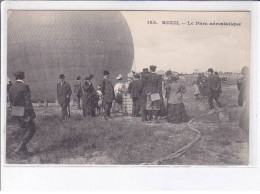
[141,107,223,165]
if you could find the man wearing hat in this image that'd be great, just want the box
[139,68,150,121]
[101,71,115,119]
[207,68,222,109]
[128,73,143,117]
[9,71,36,157]
[142,65,162,123]
[140,68,150,122]
[74,76,83,109]
[82,75,96,117]
[57,74,72,120]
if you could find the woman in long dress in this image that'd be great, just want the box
[166,73,189,124]
[82,75,96,117]
[113,74,125,113]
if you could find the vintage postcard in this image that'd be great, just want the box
[3,9,251,166]
[2,0,260,191]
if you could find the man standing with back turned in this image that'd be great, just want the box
[101,70,115,120]
[57,74,72,120]
[128,73,143,117]
[207,68,222,109]
[9,71,36,157]
[140,68,149,122]
[143,65,162,123]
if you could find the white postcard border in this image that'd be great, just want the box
[1,1,259,190]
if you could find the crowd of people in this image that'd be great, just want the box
[56,65,192,123]
[7,65,249,158]
[192,68,223,109]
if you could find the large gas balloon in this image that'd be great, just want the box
[7,11,134,102]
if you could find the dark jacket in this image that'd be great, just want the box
[101,79,115,103]
[74,81,83,96]
[128,79,143,99]
[9,81,36,118]
[141,72,162,95]
[207,74,221,93]
[82,82,96,106]
[57,81,72,104]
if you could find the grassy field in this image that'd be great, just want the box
[6,83,248,165]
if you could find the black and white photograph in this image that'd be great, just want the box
[2,0,260,191]
[3,9,251,166]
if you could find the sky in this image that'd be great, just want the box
[122,11,250,74]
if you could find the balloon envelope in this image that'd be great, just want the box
[7,11,134,102]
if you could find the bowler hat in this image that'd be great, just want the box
[13,71,25,80]
[208,68,213,73]
[104,71,110,75]
[150,65,157,71]
[59,74,65,79]
[143,68,148,71]
[76,76,81,80]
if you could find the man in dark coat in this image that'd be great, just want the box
[74,76,83,109]
[101,71,115,119]
[140,68,149,122]
[128,74,143,117]
[142,65,162,123]
[9,71,36,157]
[207,68,222,109]
[82,75,96,117]
[57,74,72,120]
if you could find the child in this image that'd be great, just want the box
[96,85,104,116]
[192,81,200,101]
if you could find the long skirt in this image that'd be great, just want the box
[82,94,95,117]
[167,102,189,124]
